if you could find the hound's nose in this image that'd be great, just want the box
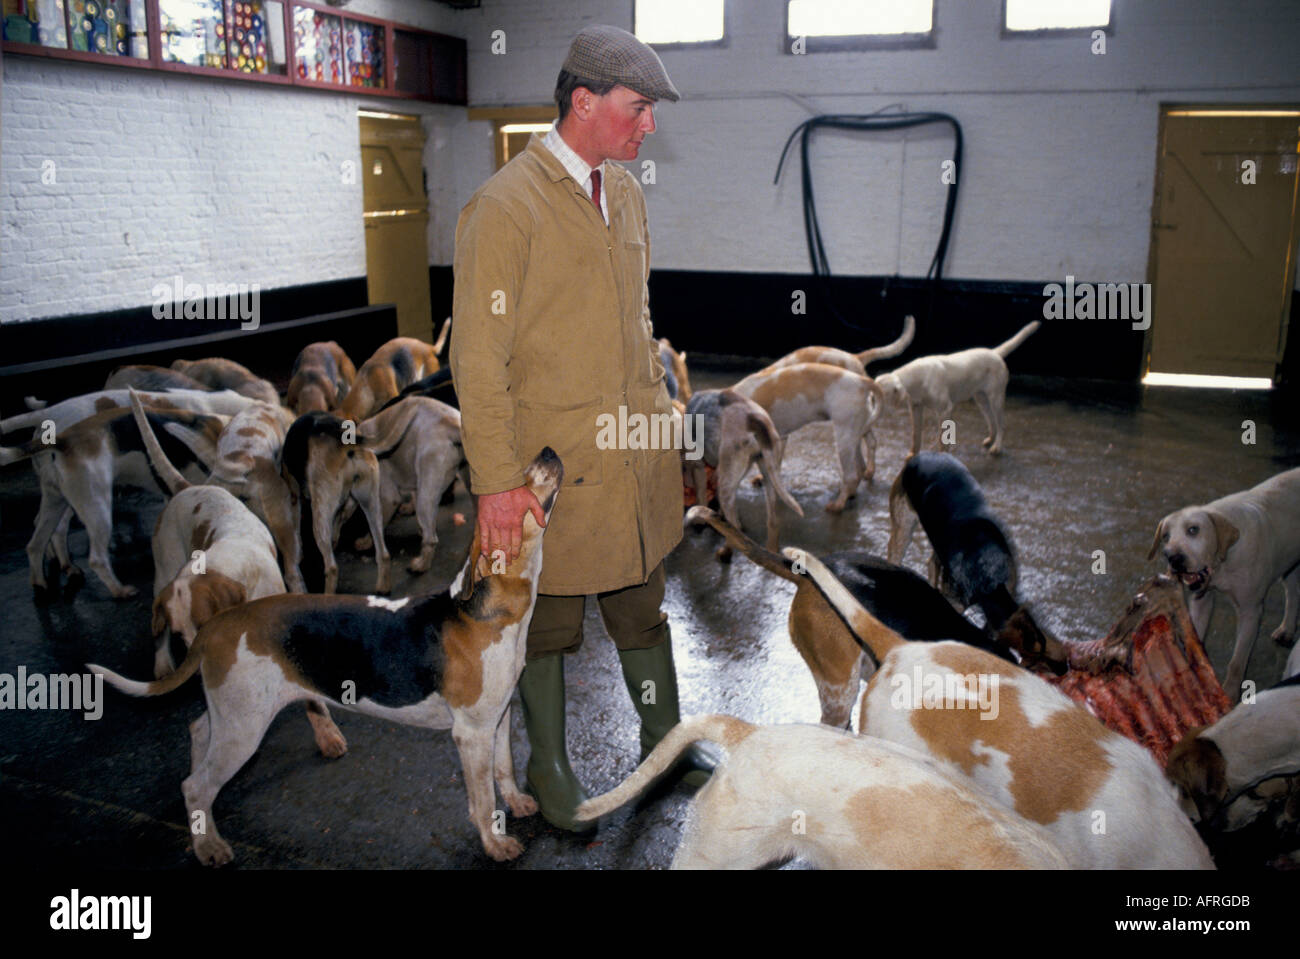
[1166,552,1186,572]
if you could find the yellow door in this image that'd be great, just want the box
[361,112,433,342]
[1146,107,1300,380]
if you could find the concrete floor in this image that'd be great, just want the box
[0,367,1296,869]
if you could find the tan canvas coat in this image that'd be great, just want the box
[450,134,682,595]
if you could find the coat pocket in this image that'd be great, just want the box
[515,395,606,489]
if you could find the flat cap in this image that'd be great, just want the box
[561,24,680,102]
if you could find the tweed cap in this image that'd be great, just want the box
[561,24,680,102]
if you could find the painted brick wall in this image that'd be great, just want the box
[451,0,1300,285]
[0,0,469,323]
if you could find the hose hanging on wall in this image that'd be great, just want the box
[774,111,964,330]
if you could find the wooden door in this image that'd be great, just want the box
[1146,107,1300,381]
[361,112,433,342]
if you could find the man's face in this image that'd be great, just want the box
[586,85,657,162]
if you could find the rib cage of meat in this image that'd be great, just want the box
[1048,574,1231,766]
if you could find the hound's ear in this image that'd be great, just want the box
[192,573,247,628]
[1146,518,1168,561]
[456,550,492,602]
[1208,511,1240,563]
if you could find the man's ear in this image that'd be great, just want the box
[1208,511,1241,563]
[1146,518,1168,561]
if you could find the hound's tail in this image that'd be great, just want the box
[24,396,47,411]
[748,411,803,518]
[128,388,190,496]
[856,314,916,366]
[994,321,1041,358]
[432,317,452,357]
[783,546,907,661]
[0,436,41,466]
[685,506,801,582]
[88,637,203,698]
[575,714,752,821]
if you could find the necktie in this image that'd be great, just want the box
[590,168,602,217]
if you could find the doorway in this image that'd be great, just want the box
[1145,106,1300,383]
[360,110,433,342]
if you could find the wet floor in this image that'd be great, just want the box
[0,367,1296,869]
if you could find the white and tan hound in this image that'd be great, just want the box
[577,715,1069,869]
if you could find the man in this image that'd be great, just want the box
[449,24,714,832]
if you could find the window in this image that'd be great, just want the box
[634,0,724,45]
[2,0,466,102]
[1004,0,1112,34]
[785,0,934,52]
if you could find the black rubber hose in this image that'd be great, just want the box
[774,112,964,331]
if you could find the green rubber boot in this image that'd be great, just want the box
[617,629,718,787]
[517,654,594,833]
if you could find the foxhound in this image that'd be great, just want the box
[577,715,1069,869]
[875,321,1039,455]
[6,405,227,601]
[788,545,1216,868]
[1149,467,1300,701]
[286,341,358,416]
[128,389,289,673]
[686,506,1027,728]
[350,396,468,575]
[684,389,802,553]
[888,452,1066,672]
[336,329,448,422]
[90,447,563,866]
[732,362,884,513]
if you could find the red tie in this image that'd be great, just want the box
[590,168,602,215]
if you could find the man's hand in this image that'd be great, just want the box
[476,486,547,564]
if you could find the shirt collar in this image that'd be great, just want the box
[542,124,604,189]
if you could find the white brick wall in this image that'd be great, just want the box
[4,0,1299,323]
[452,0,1300,283]
[1,0,470,323]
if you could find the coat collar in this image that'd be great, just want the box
[526,133,625,210]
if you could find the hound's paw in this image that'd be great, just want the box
[715,545,733,563]
[1271,625,1296,647]
[354,534,374,552]
[506,793,538,817]
[982,437,993,447]
[407,556,431,574]
[112,584,139,599]
[825,500,847,514]
[485,835,525,861]
[316,726,348,759]
[194,835,234,867]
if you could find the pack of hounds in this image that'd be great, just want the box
[2,314,1297,869]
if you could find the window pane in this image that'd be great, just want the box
[1006,0,1110,31]
[293,5,342,84]
[229,0,282,73]
[55,0,147,56]
[343,19,384,87]
[788,0,932,37]
[635,0,723,44]
[160,0,223,66]
[4,0,67,48]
